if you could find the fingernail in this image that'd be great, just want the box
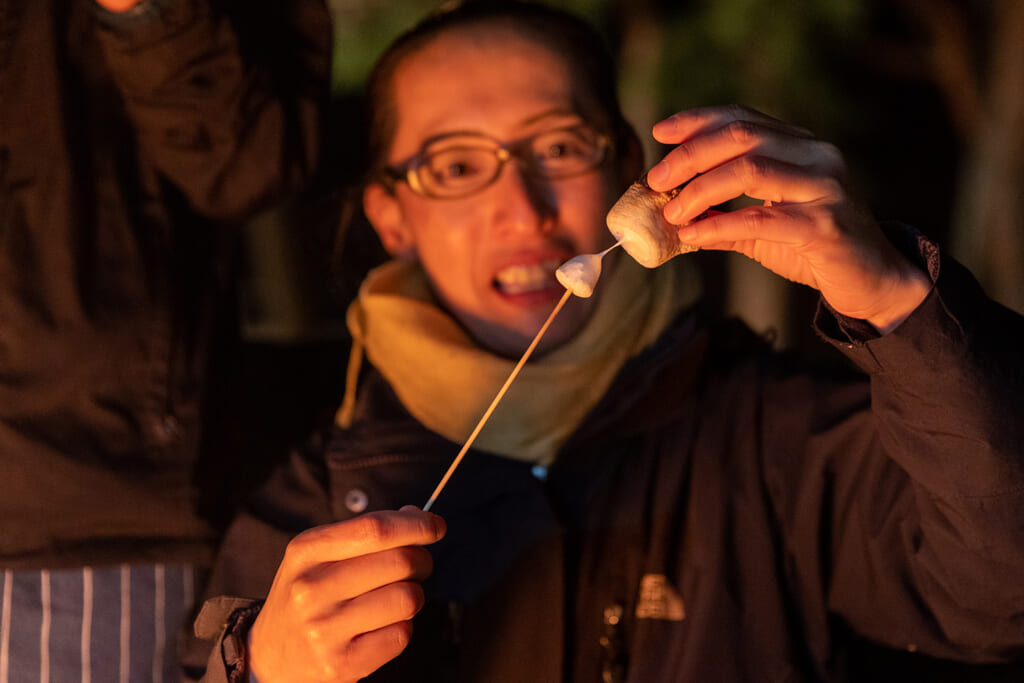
[653,117,677,139]
[663,200,682,224]
[647,161,671,189]
[432,515,447,536]
[677,225,697,241]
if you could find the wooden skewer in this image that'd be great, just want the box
[422,288,574,511]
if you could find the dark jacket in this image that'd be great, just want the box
[190,235,1024,682]
[0,0,331,568]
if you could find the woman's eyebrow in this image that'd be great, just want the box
[520,108,581,127]
[417,114,583,150]
[417,130,491,148]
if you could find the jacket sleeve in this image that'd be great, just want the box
[767,227,1024,665]
[93,0,331,221]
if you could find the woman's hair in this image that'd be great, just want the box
[362,0,636,181]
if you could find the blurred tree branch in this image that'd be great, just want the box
[893,0,983,138]
[895,0,1024,312]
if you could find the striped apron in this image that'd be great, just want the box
[0,565,196,683]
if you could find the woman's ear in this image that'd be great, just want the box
[363,183,415,259]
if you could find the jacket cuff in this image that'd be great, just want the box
[194,597,264,683]
[813,223,954,374]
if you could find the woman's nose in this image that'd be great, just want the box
[491,161,558,235]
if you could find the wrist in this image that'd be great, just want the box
[865,263,932,335]
[220,602,264,683]
[247,629,261,683]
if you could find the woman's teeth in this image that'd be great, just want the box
[494,260,561,294]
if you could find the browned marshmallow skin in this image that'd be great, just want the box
[606,176,702,268]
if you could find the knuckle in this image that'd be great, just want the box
[735,155,769,184]
[392,581,425,618]
[726,103,749,121]
[352,513,392,547]
[726,118,758,146]
[284,528,320,566]
[812,210,842,240]
[742,206,773,232]
[304,622,326,645]
[669,141,696,168]
[814,140,844,168]
[389,620,414,651]
[389,546,422,576]
[312,659,338,682]
[288,576,316,613]
[821,176,844,201]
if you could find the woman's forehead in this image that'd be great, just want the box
[387,28,588,153]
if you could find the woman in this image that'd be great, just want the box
[189,2,1024,681]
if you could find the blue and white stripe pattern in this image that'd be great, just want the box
[0,564,195,683]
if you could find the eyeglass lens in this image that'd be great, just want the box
[416,126,606,198]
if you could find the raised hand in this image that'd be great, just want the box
[248,506,446,683]
[646,104,931,333]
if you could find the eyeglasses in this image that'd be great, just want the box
[383,124,611,199]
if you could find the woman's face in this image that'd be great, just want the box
[364,26,625,357]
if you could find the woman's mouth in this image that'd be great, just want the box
[493,259,562,295]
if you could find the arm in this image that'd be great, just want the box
[766,232,1024,665]
[826,236,1024,653]
[645,105,1024,656]
[93,0,331,221]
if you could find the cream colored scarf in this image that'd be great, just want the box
[338,255,701,465]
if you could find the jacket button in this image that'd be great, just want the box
[345,488,369,514]
[149,413,182,446]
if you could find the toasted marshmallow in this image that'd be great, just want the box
[606,177,700,268]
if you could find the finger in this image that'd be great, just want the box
[277,580,424,664]
[648,120,843,194]
[296,545,434,608]
[652,105,814,147]
[330,580,426,642]
[338,621,416,681]
[665,156,842,225]
[675,203,823,252]
[282,509,446,575]
[687,232,821,290]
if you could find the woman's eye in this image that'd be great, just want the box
[537,135,588,162]
[427,150,488,183]
[445,162,470,178]
[545,142,570,158]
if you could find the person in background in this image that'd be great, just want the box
[188,1,1024,681]
[0,0,330,679]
